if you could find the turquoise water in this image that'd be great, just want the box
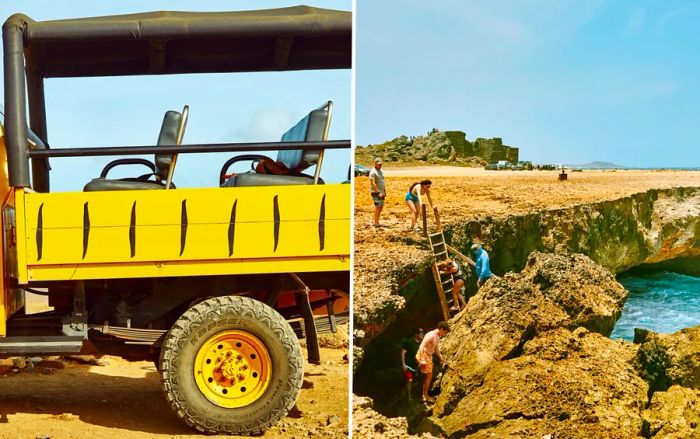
[610,271,700,341]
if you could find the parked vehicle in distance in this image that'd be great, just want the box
[518,161,533,170]
[355,164,370,176]
[485,160,513,170]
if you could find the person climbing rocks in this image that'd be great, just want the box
[369,157,386,228]
[471,243,493,288]
[438,259,468,311]
[416,321,450,403]
[405,179,434,232]
[399,327,424,401]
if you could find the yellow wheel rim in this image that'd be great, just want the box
[194,330,272,408]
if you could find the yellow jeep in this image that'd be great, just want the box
[0,6,350,435]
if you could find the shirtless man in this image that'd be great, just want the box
[416,321,450,403]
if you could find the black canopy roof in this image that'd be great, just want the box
[6,6,351,78]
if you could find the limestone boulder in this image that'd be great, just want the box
[635,326,700,392]
[642,385,700,438]
[436,252,627,416]
[433,328,648,438]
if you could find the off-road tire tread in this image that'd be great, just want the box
[159,296,303,435]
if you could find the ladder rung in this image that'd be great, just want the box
[429,232,442,238]
[433,251,447,258]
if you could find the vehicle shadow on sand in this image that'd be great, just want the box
[0,362,196,436]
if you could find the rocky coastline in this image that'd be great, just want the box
[356,186,700,347]
[353,182,700,438]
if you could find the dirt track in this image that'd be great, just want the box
[354,167,700,325]
[0,348,348,439]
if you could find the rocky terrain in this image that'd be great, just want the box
[356,252,700,438]
[355,130,517,167]
[353,167,700,437]
[354,169,700,345]
[429,252,641,437]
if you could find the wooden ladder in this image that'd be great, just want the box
[422,205,453,321]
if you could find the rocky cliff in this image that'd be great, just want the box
[427,253,700,438]
[354,186,700,436]
[430,252,645,437]
[448,187,700,277]
[355,187,700,344]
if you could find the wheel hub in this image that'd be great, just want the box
[194,330,272,408]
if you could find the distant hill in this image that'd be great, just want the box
[356,129,518,166]
[565,161,628,170]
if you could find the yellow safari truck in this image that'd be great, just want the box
[0,7,350,435]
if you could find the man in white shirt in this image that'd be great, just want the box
[416,321,450,403]
[368,157,385,227]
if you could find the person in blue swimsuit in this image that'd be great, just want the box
[405,179,433,232]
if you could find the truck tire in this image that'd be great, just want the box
[159,295,303,435]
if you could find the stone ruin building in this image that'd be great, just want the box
[444,130,519,163]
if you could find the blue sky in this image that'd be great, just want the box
[0,0,351,191]
[357,0,699,167]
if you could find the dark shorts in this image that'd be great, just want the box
[371,192,385,207]
[453,274,465,283]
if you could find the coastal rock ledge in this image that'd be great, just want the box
[355,186,700,352]
[424,252,700,439]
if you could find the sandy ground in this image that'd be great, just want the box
[0,295,349,439]
[354,167,700,325]
[0,348,348,439]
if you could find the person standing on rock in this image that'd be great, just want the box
[405,180,434,232]
[369,157,386,228]
[399,327,424,401]
[416,321,450,403]
[471,243,493,288]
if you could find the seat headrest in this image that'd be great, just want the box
[155,110,182,177]
[277,102,331,172]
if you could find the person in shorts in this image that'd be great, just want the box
[399,327,424,401]
[439,259,468,311]
[416,321,450,403]
[405,180,433,232]
[369,158,386,227]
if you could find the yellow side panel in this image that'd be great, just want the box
[27,256,348,282]
[19,184,350,282]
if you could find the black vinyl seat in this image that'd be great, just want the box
[84,108,187,191]
[220,101,332,187]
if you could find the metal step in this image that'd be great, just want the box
[0,335,84,354]
[289,312,349,339]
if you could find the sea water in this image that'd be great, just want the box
[610,271,700,341]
